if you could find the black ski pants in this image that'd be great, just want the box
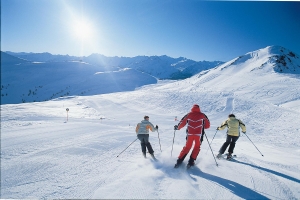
[219,135,239,154]
[137,134,154,154]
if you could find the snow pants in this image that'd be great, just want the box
[137,134,154,154]
[219,135,239,154]
[178,135,201,160]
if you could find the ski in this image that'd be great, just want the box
[174,163,181,168]
[226,154,236,161]
[216,153,237,160]
[225,153,237,157]
[145,152,158,161]
[144,156,158,162]
[151,157,158,162]
[174,163,194,169]
[186,164,194,169]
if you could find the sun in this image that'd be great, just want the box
[72,19,94,41]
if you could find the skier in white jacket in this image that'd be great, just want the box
[136,116,158,159]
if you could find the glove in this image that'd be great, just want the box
[216,127,220,130]
[174,125,178,130]
[242,131,246,134]
[155,125,158,129]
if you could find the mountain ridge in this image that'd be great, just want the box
[5,51,224,79]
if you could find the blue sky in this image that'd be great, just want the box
[1,0,300,61]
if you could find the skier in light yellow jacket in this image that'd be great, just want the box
[216,114,246,160]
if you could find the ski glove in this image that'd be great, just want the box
[174,125,178,130]
[216,127,220,130]
[155,125,158,129]
[242,131,246,134]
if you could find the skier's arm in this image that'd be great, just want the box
[218,120,228,131]
[177,114,188,130]
[203,114,210,129]
[136,123,140,134]
[147,122,157,132]
[239,120,246,133]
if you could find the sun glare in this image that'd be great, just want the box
[72,19,94,41]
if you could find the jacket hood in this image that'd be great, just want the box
[191,104,201,112]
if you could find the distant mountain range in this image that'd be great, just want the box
[1,46,299,105]
[4,51,223,79]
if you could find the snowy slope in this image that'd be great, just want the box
[1,46,300,199]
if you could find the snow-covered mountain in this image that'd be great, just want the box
[162,45,300,113]
[4,51,80,63]
[1,51,158,104]
[1,52,222,104]
[1,46,299,199]
[218,45,300,74]
[5,51,224,79]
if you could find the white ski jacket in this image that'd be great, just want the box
[136,120,157,135]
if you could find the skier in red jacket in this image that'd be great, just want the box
[174,104,210,168]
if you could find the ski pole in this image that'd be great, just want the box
[116,138,138,157]
[204,133,219,167]
[171,130,176,157]
[205,129,218,154]
[244,133,264,157]
[157,130,162,152]
[209,129,218,146]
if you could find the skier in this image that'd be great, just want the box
[136,115,158,160]
[174,104,210,168]
[216,114,246,160]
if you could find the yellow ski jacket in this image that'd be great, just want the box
[218,116,246,136]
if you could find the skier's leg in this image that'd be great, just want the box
[146,142,154,154]
[191,135,201,160]
[175,136,193,168]
[137,134,147,156]
[178,135,194,160]
[228,136,239,154]
[219,135,231,154]
[144,134,154,154]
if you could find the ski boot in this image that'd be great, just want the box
[174,158,183,168]
[216,153,222,159]
[187,162,195,169]
[142,152,146,158]
[226,153,232,160]
[150,153,157,161]
[187,157,195,169]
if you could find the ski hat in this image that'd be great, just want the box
[229,114,235,118]
[191,104,201,112]
[144,115,149,119]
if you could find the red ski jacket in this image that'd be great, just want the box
[177,105,210,136]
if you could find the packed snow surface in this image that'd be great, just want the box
[1,46,300,199]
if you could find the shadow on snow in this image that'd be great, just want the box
[157,163,269,199]
[188,167,269,199]
[231,159,300,184]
